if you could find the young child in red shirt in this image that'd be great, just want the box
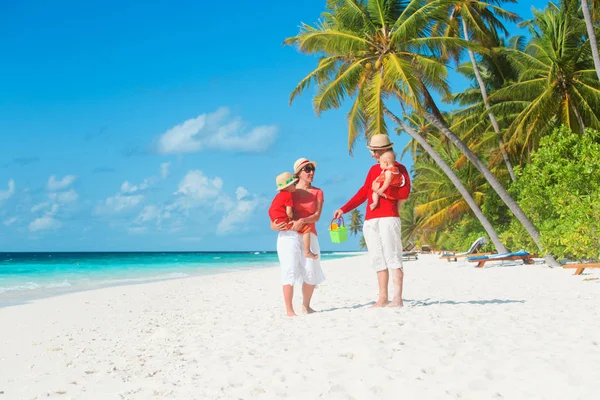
[269,172,318,259]
[370,151,406,210]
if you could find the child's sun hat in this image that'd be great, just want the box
[276,172,298,191]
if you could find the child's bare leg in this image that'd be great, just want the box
[370,191,380,210]
[303,233,318,259]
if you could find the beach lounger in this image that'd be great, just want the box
[562,263,600,275]
[403,240,416,253]
[468,250,534,268]
[402,251,418,261]
[421,244,432,254]
[439,237,489,262]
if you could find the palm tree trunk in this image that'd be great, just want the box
[461,18,516,182]
[571,102,586,132]
[420,109,562,267]
[582,0,600,81]
[384,108,508,253]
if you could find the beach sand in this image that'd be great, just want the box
[1,254,599,399]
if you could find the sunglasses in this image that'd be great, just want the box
[302,165,315,173]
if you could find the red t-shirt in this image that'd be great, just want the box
[340,162,410,220]
[268,191,293,222]
[292,187,323,236]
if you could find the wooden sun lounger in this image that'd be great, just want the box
[403,251,418,261]
[562,263,600,275]
[470,254,534,268]
[440,252,494,262]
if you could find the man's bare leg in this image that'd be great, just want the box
[302,283,316,313]
[370,269,389,307]
[302,233,318,259]
[388,268,404,307]
[283,285,296,317]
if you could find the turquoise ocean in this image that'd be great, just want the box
[0,251,359,306]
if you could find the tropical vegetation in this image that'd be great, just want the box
[287,0,600,261]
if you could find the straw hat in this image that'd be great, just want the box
[293,158,317,174]
[275,172,297,191]
[367,134,394,150]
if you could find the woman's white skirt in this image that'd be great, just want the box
[277,231,326,286]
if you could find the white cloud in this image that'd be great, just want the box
[98,193,144,213]
[48,175,76,191]
[175,170,223,202]
[120,178,155,194]
[3,216,17,226]
[157,107,277,154]
[134,205,161,224]
[216,186,263,236]
[0,179,15,201]
[29,215,62,232]
[160,162,171,179]
[49,189,79,204]
[31,202,50,213]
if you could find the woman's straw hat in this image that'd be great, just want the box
[367,134,394,150]
[293,158,317,174]
[276,172,297,191]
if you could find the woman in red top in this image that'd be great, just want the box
[271,158,326,316]
[334,135,410,308]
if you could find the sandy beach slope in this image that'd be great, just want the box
[1,254,599,399]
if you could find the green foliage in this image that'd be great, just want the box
[506,126,600,259]
[438,216,490,252]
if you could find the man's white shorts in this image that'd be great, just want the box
[363,217,403,272]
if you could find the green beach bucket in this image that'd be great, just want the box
[329,217,348,244]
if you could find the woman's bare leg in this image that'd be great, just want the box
[283,285,296,317]
[302,283,316,313]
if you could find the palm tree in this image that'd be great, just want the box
[432,0,520,181]
[286,0,530,254]
[348,209,364,235]
[411,133,490,234]
[347,209,368,250]
[581,0,600,80]
[489,2,600,159]
[449,36,524,176]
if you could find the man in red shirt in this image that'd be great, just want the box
[334,134,410,307]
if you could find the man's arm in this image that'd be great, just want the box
[377,170,393,194]
[386,162,410,200]
[334,169,372,218]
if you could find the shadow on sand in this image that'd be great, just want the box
[407,298,525,307]
[318,302,376,313]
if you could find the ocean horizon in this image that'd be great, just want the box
[0,251,362,307]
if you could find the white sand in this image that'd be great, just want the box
[1,254,599,400]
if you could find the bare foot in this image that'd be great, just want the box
[369,203,377,211]
[387,300,404,308]
[286,310,297,317]
[304,250,319,260]
[302,305,316,314]
[370,299,389,308]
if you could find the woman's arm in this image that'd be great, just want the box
[296,200,323,225]
[270,219,288,231]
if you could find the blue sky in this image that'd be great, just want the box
[0,0,549,251]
